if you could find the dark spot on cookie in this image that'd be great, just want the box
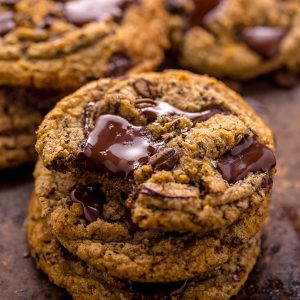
[79,114,159,178]
[71,185,106,223]
[240,27,287,58]
[106,52,133,77]
[64,0,137,25]
[230,237,243,249]
[129,279,188,299]
[165,0,189,14]
[188,0,222,27]
[0,11,16,36]
[133,79,158,99]
[149,148,179,171]
[215,136,276,184]
[261,173,273,190]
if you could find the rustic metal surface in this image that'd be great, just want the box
[0,79,299,300]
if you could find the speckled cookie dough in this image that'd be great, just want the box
[166,0,300,80]
[31,70,276,297]
[0,88,42,168]
[0,0,169,90]
[27,192,261,300]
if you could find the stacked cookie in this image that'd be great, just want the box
[167,0,300,81]
[28,70,276,299]
[0,0,169,168]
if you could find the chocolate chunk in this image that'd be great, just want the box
[129,280,188,299]
[122,209,139,233]
[215,136,276,184]
[64,0,136,25]
[140,185,192,199]
[106,52,133,77]
[166,0,189,15]
[149,148,179,171]
[137,100,225,124]
[83,101,96,133]
[0,11,16,36]
[188,0,222,27]
[79,114,157,178]
[133,79,158,99]
[71,185,106,223]
[240,27,287,58]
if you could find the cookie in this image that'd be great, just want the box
[36,70,276,233]
[0,88,42,169]
[33,71,275,288]
[27,192,261,300]
[0,0,169,91]
[166,0,300,80]
[33,159,267,282]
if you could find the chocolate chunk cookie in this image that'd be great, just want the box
[33,159,268,281]
[30,71,276,296]
[0,88,42,168]
[0,0,169,90]
[27,192,261,300]
[166,0,300,80]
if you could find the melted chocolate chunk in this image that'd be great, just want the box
[137,100,225,124]
[71,185,106,223]
[133,79,158,99]
[106,52,133,77]
[240,27,287,58]
[129,280,188,300]
[149,148,179,171]
[0,11,16,36]
[215,136,276,184]
[80,114,157,178]
[64,0,136,25]
[188,0,222,27]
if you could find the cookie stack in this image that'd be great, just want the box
[0,0,168,168]
[28,70,276,299]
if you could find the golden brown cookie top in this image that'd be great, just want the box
[0,0,169,90]
[36,70,276,233]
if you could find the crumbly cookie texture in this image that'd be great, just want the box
[0,0,169,90]
[166,0,300,79]
[33,160,267,282]
[0,88,42,168]
[32,70,275,297]
[27,192,261,300]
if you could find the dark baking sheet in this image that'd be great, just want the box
[0,79,299,300]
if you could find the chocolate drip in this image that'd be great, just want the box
[137,100,225,124]
[80,114,157,178]
[130,280,188,300]
[0,11,16,36]
[188,0,222,27]
[215,136,276,184]
[240,27,287,58]
[71,185,106,223]
[64,0,136,25]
